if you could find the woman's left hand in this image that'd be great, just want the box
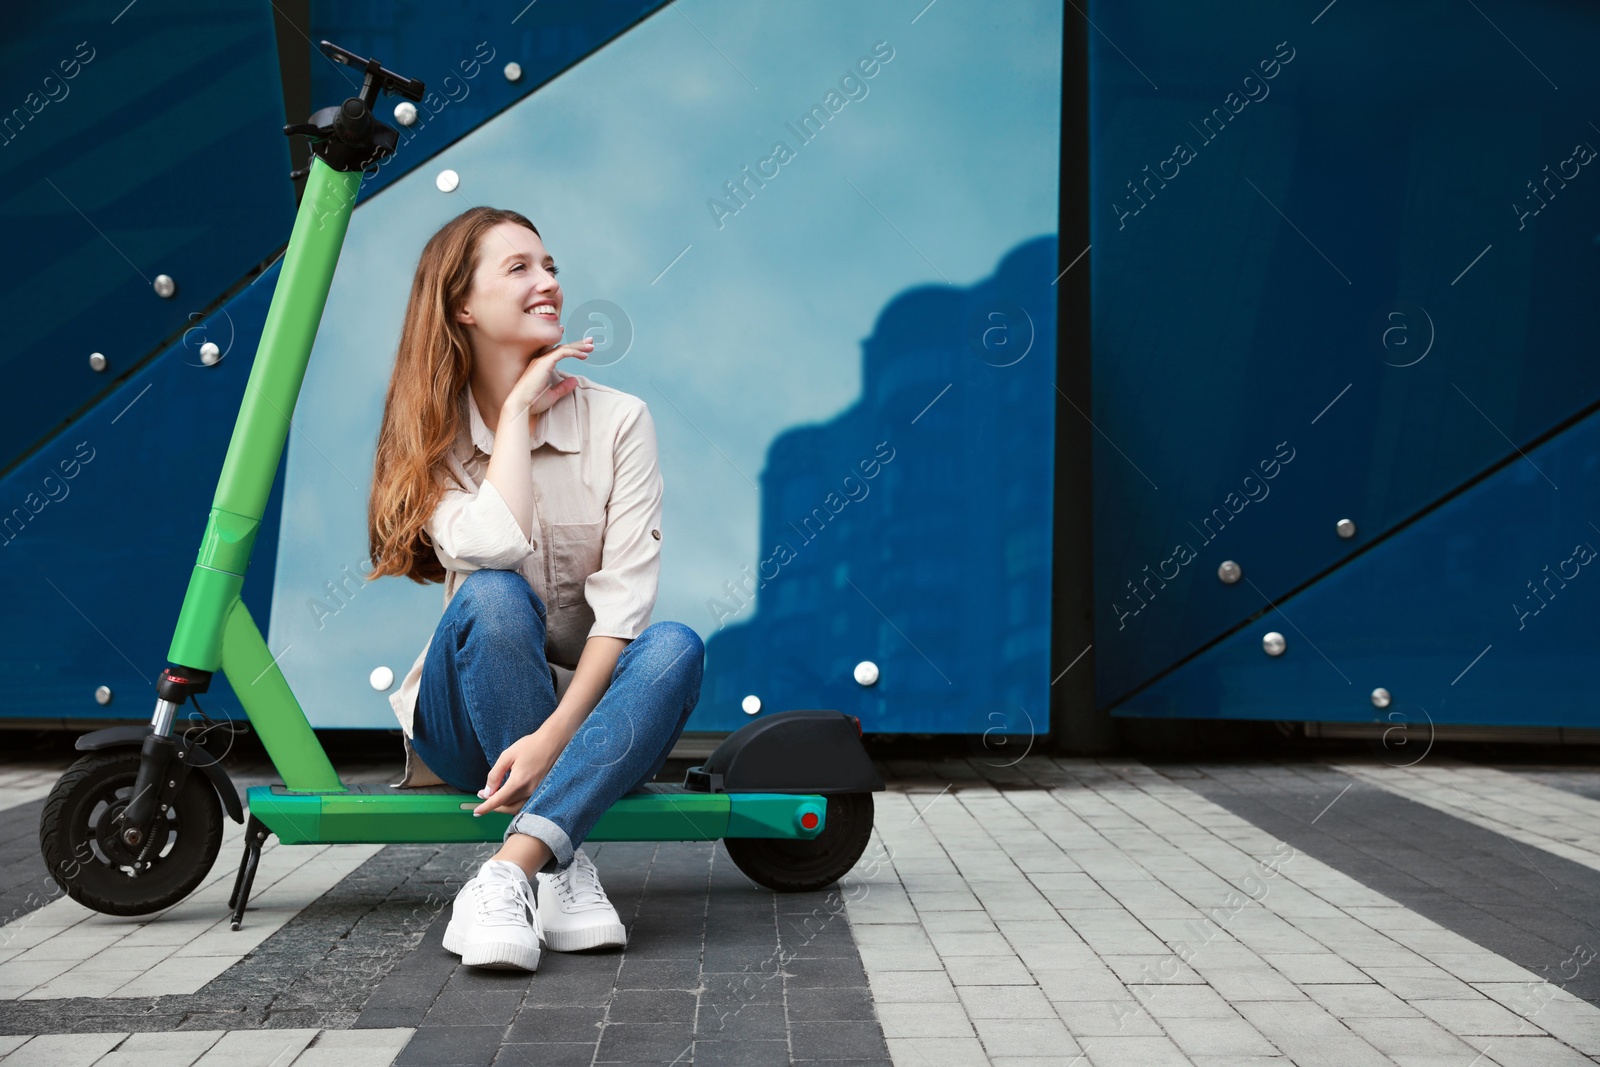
[474,726,565,816]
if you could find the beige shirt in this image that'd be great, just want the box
[388,367,664,741]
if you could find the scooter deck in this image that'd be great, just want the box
[245,782,828,845]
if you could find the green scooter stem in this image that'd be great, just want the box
[165,157,360,793]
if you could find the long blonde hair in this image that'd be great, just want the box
[366,206,541,583]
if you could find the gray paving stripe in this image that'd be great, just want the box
[0,798,56,931]
[373,840,889,1067]
[1185,763,1600,1006]
[0,839,462,1034]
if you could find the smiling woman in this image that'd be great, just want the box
[362,205,705,972]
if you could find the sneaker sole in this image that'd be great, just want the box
[542,922,628,952]
[443,919,542,971]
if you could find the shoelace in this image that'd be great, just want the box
[474,871,536,927]
[552,850,609,909]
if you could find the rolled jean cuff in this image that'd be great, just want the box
[506,810,574,874]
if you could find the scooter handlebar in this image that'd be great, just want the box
[317,39,426,105]
[282,41,425,176]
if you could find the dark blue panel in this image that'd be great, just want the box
[0,266,286,723]
[1112,400,1600,727]
[1088,1,1600,707]
[0,1,296,473]
[700,238,1057,734]
[307,0,668,203]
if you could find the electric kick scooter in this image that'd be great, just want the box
[38,41,883,930]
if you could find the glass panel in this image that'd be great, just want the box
[270,1,1063,732]
[1088,1,1600,707]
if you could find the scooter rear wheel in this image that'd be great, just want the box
[39,750,223,916]
[724,791,874,892]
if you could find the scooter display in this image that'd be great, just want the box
[38,40,883,931]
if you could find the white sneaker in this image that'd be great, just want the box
[536,847,627,951]
[442,859,542,970]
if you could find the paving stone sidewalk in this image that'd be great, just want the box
[3,752,1600,1065]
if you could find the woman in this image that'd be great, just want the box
[366,206,705,972]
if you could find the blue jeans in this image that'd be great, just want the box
[411,568,704,874]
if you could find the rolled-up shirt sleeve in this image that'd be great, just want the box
[585,401,663,641]
[426,464,537,573]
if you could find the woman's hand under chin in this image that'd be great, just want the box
[505,337,594,419]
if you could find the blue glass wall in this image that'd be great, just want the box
[1088,1,1600,722]
[0,1,295,473]
[0,272,288,723]
[1117,403,1600,727]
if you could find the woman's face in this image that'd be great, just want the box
[456,221,563,356]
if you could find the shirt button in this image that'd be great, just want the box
[531,541,539,550]
[651,529,661,540]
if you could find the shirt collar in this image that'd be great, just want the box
[463,370,581,456]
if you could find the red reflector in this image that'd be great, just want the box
[849,715,862,735]
[801,812,819,829]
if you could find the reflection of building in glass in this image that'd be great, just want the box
[702,236,1058,733]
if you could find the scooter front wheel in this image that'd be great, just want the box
[724,791,874,893]
[39,750,223,916]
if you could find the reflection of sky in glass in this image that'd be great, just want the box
[269,0,1062,727]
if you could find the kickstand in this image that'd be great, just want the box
[228,814,269,931]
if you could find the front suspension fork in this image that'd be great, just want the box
[114,667,213,857]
